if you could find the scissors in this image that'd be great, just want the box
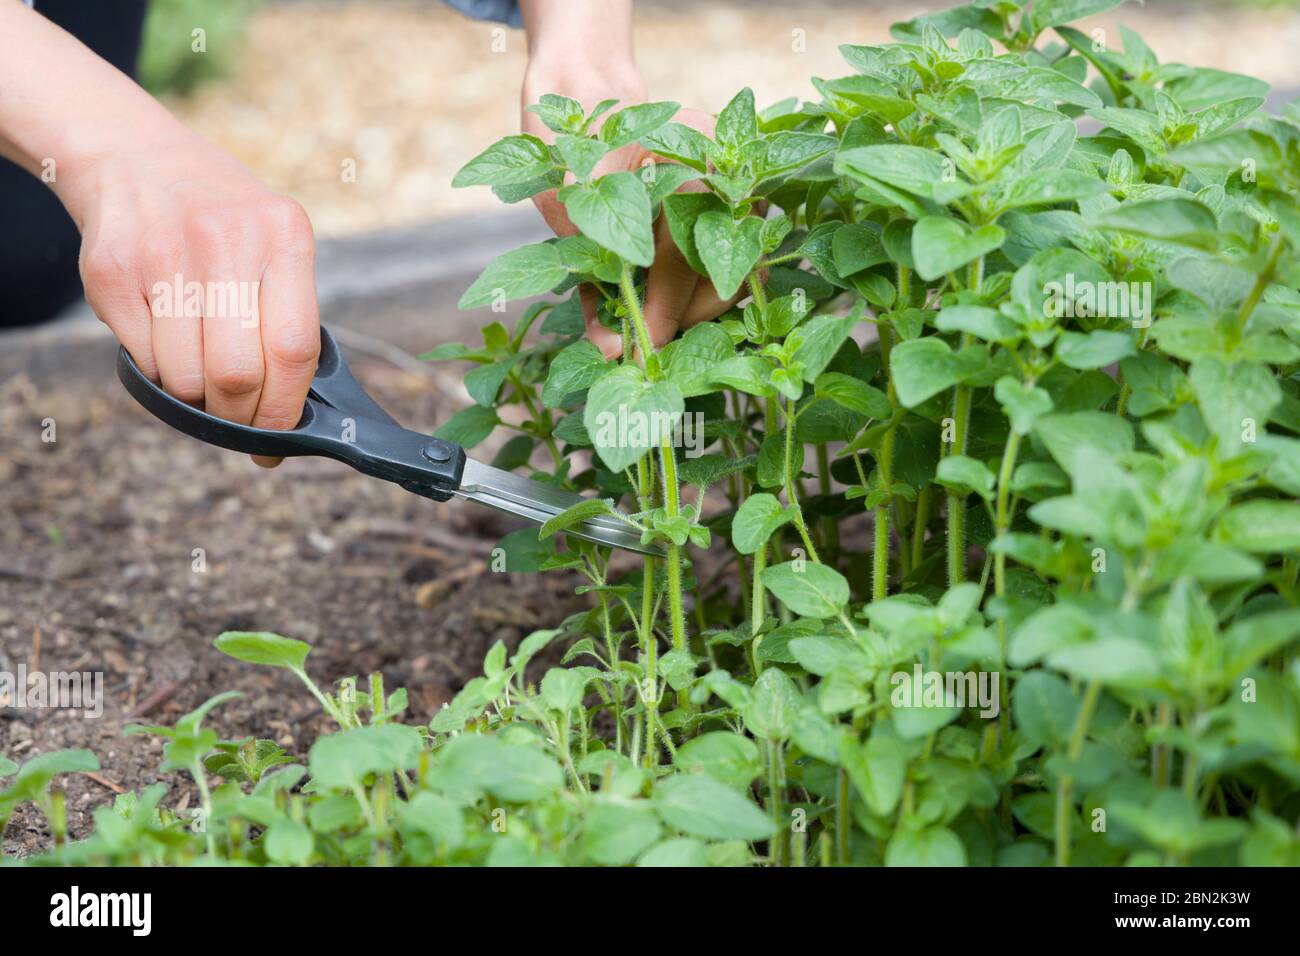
[115,326,658,556]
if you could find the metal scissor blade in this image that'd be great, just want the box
[453,458,663,557]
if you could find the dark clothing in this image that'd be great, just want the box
[1,1,148,327]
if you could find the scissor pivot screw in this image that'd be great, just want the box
[422,442,453,463]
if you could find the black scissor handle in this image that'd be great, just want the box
[116,326,466,501]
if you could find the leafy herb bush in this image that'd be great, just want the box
[6,0,1300,867]
[138,0,261,96]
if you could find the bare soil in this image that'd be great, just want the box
[0,351,586,858]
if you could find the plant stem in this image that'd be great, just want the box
[190,759,216,858]
[911,486,930,573]
[620,263,659,377]
[945,263,982,585]
[947,379,972,585]
[782,397,821,563]
[873,322,898,601]
[751,541,767,674]
[748,273,768,312]
[993,429,1023,655]
[659,438,687,653]
[291,666,349,729]
[767,739,786,867]
[1235,236,1283,332]
[816,443,839,555]
[636,456,659,770]
[1055,680,1101,867]
[836,768,850,866]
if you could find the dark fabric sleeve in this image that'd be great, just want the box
[0,1,148,327]
[440,0,522,28]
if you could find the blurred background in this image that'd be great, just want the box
[142,0,1300,237]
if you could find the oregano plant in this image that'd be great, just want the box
[5,0,1300,868]
[432,0,1300,867]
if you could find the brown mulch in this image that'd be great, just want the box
[0,352,587,858]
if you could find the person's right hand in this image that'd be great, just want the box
[64,128,321,467]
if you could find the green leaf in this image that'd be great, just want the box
[663,192,725,274]
[1012,671,1079,749]
[995,377,1054,435]
[2,749,100,803]
[731,493,794,555]
[637,837,710,867]
[935,305,1018,343]
[1031,0,1126,31]
[1047,638,1161,688]
[1092,199,1220,250]
[715,87,758,148]
[675,732,763,788]
[710,355,776,397]
[840,732,908,816]
[653,774,775,840]
[399,791,466,849]
[265,819,314,865]
[1215,501,1300,553]
[646,163,704,207]
[542,340,611,408]
[600,101,680,150]
[464,357,516,408]
[434,405,498,449]
[1055,330,1136,370]
[836,145,971,204]
[815,372,892,418]
[1189,358,1281,458]
[911,217,1007,282]
[936,455,995,500]
[458,243,569,310]
[583,365,684,473]
[885,825,967,867]
[540,667,588,712]
[641,122,712,172]
[762,562,850,618]
[998,169,1109,212]
[581,803,662,865]
[1033,411,1134,478]
[1224,609,1300,675]
[694,212,764,299]
[890,337,984,407]
[539,497,619,539]
[662,323,735,398]
[559,172,655,266]
[788,313,859,384]
[761,131,838,179]
[0,757,17,778]
[433,735,564,803]
[744,667,800,741]
[214,631,310,671]
[526,94,584,134]
[554,134,609,181]
[453,134,553,188]
[831,223,889,277]
[307,724,423,790]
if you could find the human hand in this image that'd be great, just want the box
[0,0,320,467]
[520,2,744,359]
[64,128,321,468]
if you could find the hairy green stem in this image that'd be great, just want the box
[783,398,821,563]
[620,263,659,377]
[1055,680,1101,867]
